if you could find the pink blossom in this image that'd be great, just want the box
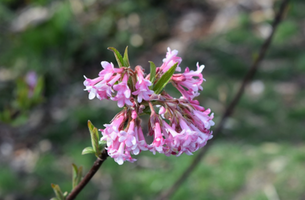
[162,119,199,156]
[132,66,154,103]
[118,120,136,149]
[111,74,133,107]
[83,73,121,100]
[149,116,165,154]
[193,109,215,130]
[189,124,213,148]
[172,63,205,100]
[100,113,125,147]
[110,142,130,165]
[99,61,115,81]
[160,47,182,73]
[83,61,125,100]
[133,125,148,155]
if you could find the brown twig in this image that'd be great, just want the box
[66,149,109,200]
[157,0,290,199]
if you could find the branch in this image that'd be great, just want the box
[156,0,290,199]
[66,149,109,200]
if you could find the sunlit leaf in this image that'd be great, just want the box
[72,164,82,189]
[87,120,95,133]
[123,46,130,67]
[51,184,65,200]
[108,47,124,68]
[82,147,95,155]
[152,62,178,94]
[88,120,100,156]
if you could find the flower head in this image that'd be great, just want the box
[84,47,214,165]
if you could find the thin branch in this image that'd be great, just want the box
[66,149,109,200]
[156,0,290,199]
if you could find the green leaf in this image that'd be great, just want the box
[87,120,95,132]
[149,61,156,89]
[51,184,65,200]
[98,140,107,150]
[108,47,124,68]
[123,46,130,67]
[82,147,95,155]
[72,164,82,189]
[88,120,100,156]
[72,163,78,180]
[152,62,178,94]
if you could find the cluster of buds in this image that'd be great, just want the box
[83,47,214,165]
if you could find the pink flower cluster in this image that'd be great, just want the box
[84,48,214,165]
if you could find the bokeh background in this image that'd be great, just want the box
[1,0,305,199]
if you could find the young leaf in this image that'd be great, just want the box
[72,164,78,186]
[82,147,95,155]
[123,46,130,67]
[88,120,100,156]
[87,120,95,133]
[149,61,156,89]
[108,47,124,68]
[92,127,100,155]
[76,166,83,186]
[98,140,107,150]
[152,62,178,94]
[51,184,65,200]
[72,164,82,189]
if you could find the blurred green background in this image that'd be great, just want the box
[0,0,305,199]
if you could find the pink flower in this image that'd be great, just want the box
[178,118,199,155]
[83,73,121,100]
[171,63,205,100]
[101,113,139,165]
[110,142,130,165]
[100,113,126,147]
[162,122,183,154]
[149,115,165,154]
[133,125,148,155]
[162,118,199,156]
[83,76,106,100]
[132,66,154,103]
[83,61,124,100]
[118,120,137,149]
[160,47,182,73]
[98,61,116,81]
[193,109,215,129]
[189,124,213,148]
[111,74,133,107]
